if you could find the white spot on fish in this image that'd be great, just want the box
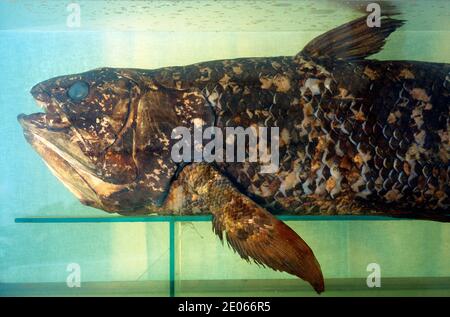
[303,78,321,96]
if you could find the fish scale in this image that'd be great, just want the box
[197,55,450,216]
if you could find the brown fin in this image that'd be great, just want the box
[175,163,324,294]
[298,16,405,61]
[213,202,325,293]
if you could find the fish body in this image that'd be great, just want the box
[18,16,450,293]
[148,56,450,217]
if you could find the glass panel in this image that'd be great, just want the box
[0,222,170,296]
[0,0,448,297]
[175,220,450,296]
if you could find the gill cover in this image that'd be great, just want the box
[102,70,215,211]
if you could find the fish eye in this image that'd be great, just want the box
[68,81,89,101]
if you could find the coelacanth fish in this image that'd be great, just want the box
[18,16,449,293]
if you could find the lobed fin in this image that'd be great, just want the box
[213,208,325,293]
[175,163,325,294]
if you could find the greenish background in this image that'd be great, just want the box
[0,0,448,296]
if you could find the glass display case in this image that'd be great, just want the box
[2,216,449,296]
[0,0,449,297]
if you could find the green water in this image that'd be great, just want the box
[0,0,449,296]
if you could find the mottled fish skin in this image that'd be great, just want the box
[19,16,449,219]
[142,55,450,218]
[17,15,450,294]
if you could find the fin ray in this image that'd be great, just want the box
[298,16,405,61]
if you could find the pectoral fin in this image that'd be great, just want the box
[212,198,325,293]
[174,163,324,293]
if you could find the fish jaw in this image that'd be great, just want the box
[17,112,126,211]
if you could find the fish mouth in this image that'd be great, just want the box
[19,84,72,132]
[17,86,122,210]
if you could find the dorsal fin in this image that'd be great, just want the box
[297,16,405,61]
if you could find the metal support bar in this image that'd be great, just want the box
[169,217,175,297]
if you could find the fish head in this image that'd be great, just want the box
[17,67,196,213]
[27,68,136,169]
